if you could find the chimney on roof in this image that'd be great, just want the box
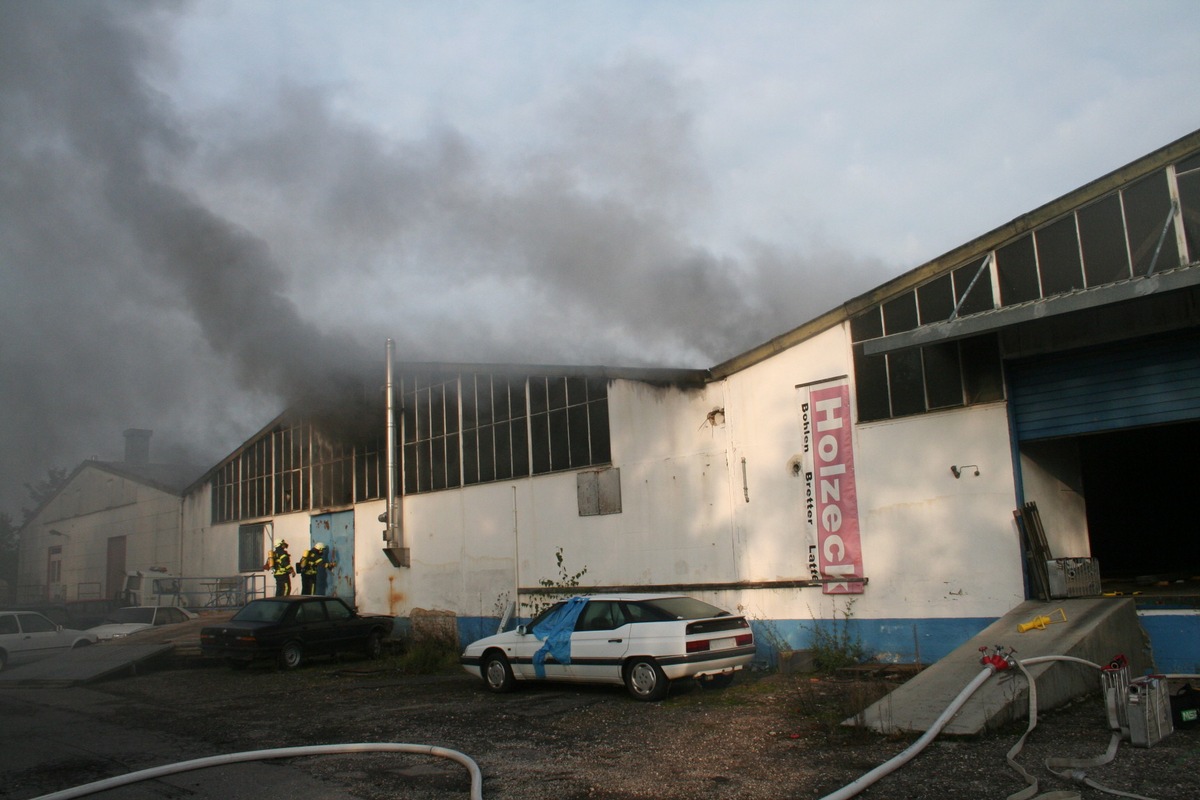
[123,428,152,464]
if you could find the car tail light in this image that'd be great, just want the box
[686,639,711,653]
[735,633,753,646]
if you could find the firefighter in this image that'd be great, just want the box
[297,545,320,595]
[313,542,337,596]
[263,540,294,596]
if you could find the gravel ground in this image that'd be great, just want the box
[9,651,1200,799]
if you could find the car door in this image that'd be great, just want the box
[320,599,358,653]
[510,601,574,681]
[292,599,332,654]
[14,612,71,662]
[564,600,630,684]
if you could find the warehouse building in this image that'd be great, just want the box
[20,129,1200,671]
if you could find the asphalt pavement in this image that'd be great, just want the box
[0,683,365,800]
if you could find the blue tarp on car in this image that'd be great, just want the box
[531,596,587,678]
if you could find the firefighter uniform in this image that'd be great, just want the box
[297,547,320,595]
[313,542,336,596]
[263,541,294,596]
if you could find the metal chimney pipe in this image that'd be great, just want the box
[383,339,410,567]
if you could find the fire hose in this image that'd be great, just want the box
[816,649,1162,800]
[27,742,484,800]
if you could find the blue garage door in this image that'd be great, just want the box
[1008,332,1200,441]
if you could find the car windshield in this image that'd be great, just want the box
[632,597,730,621]
[231,601,289,623]
[105,608,155,625]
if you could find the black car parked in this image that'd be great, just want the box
[200,596,392,670]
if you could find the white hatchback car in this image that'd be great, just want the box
[460,594,755,701]
[89,605,198,641]
[0,611,98,671]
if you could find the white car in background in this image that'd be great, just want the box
[460,594,756,701]
[89,605,197,641]
[0,610,97,671]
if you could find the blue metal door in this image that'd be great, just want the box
[310,511,355,606]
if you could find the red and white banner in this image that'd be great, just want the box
[798,379,864,594]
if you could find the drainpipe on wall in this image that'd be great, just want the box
[382,338,410,568]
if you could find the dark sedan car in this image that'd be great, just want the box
[200,596,391,670]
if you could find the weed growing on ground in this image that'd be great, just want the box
[808,599,867,672]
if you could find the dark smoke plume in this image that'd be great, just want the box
[0,2,889,516]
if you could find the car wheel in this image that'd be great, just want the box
[699,672,735,690]
[625,658,670,701]
[226,658,251,670]
[277,641,304,670]
[364,630,384,659]
[482,651,515,693]
[72,640,93,649]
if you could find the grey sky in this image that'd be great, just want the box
[2,1,1198,518]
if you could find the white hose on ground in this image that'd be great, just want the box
[815,665,997,800]
[817,654,1112,800]
[28,742,484,800]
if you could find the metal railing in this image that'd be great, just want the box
[14,574,268,610]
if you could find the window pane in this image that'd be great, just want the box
[509,381,527,419]
[547,377,567,410]
[567,376,587,406]
[1035,215,1084,296]
[531,414,551,473]
[1178,166,1200,262]
[588,400,610,464]
[463,429,479,484]
[1122,170,1179,276]
[430,385,445,438]
[1079,194,1130,286]
[850,307,883,342]
[917,274,955,324]
[493,377,510,422]
[952,257,995,316]
[511,419,530,476]
[403,442,418,494]
[568,404,591,467]
[888,349,926,417]
[495,422,512,480]
[529,377,547,415]
[961,335,1005,404]
[461,376,477,430]
[479,427,496,483]
[477,378,494,426]
[446,433,460,488]
[923,343,963,410]
[853,344,890,422]
[996,234,1040,305]
[549,409,570,470]
[882,292,918,334]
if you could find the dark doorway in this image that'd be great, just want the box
[1079,421,1200,584]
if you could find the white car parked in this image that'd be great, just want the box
[89,605,197,641]
[460,594,755,701]
[0,611,98,671]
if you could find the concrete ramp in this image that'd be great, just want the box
[0,643,174,687]
[855,598,1151,736]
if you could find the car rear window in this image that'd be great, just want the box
[106,607,155,624]
[232,601,289,623]
[629,597,729,621]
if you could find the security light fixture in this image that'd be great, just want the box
[951,465,979,479]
